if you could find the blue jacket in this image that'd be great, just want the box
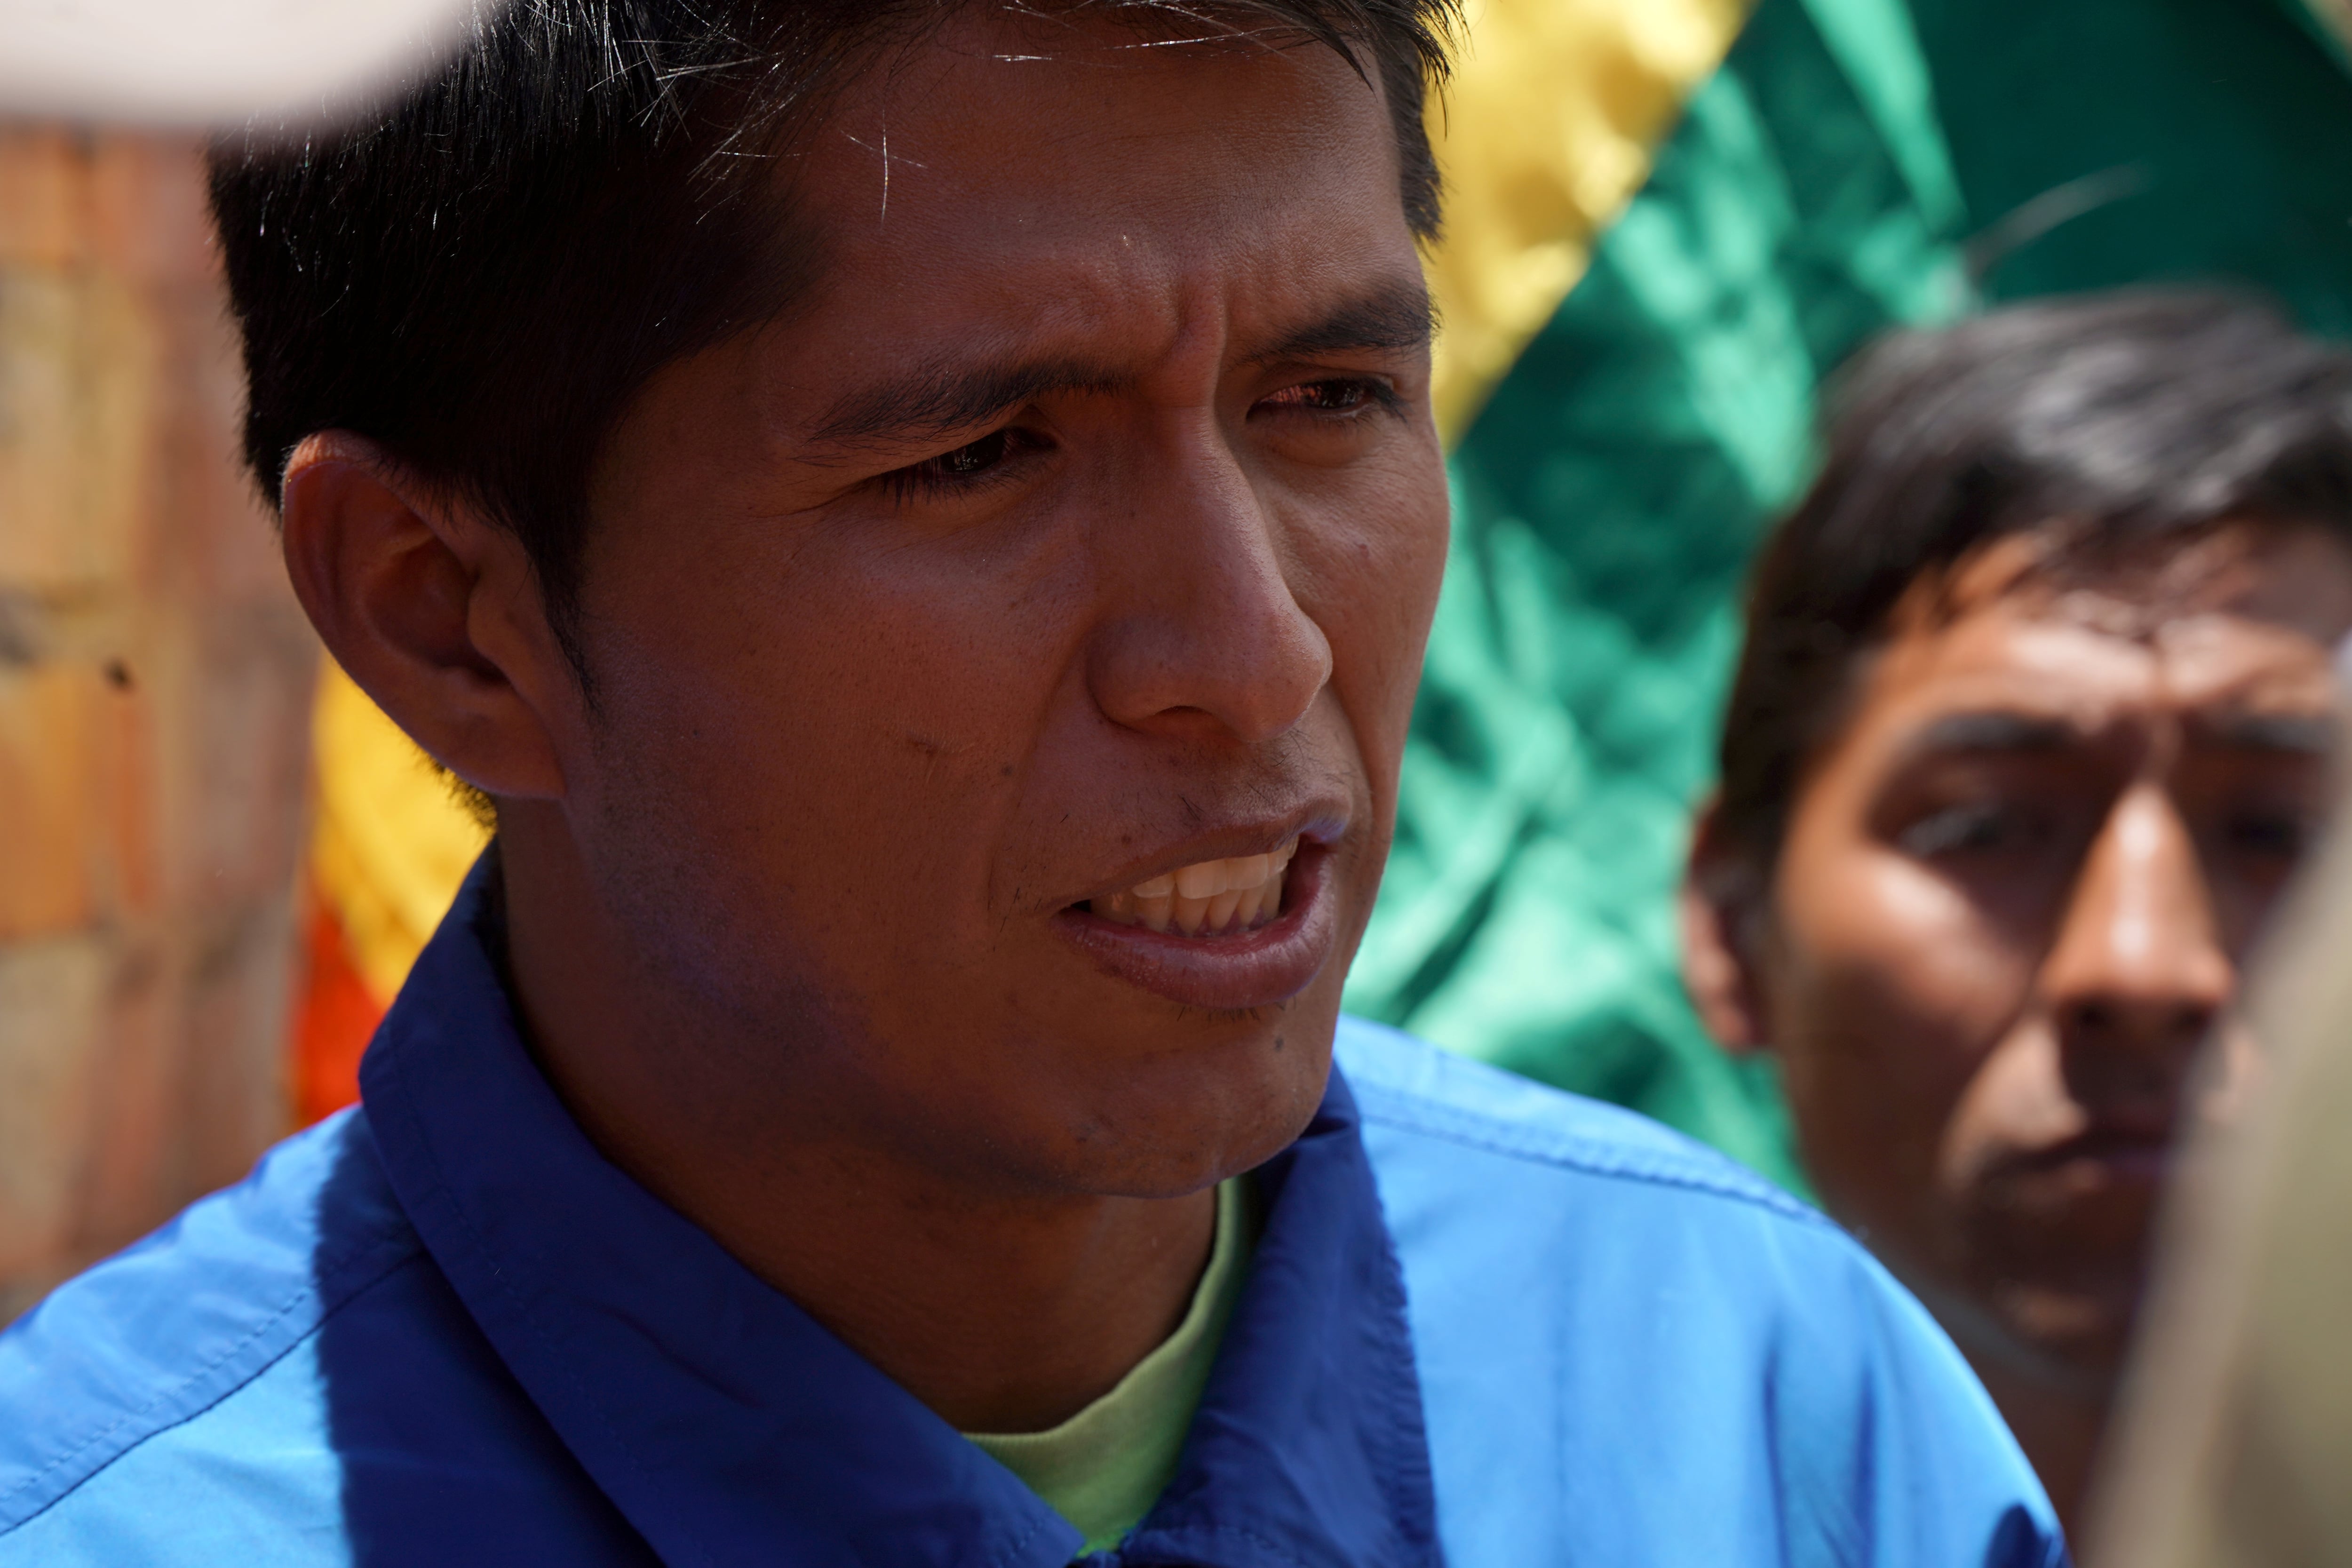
[0,872,2063,1566]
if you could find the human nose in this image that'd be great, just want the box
[2039,784,2235,1122]
[1085,427,1333,745]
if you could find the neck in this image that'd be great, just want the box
[492,820,1217,1434]
[1963,1349,2111,1549]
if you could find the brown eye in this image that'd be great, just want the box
[1258,377,1391,414]
[1897,802,2047,859]
[932,430,1011,477]
[881,427,1045,502]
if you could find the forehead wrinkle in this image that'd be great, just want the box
[787,238,1190,452]
[2136,611,2348,725]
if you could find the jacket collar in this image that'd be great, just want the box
[362,852,1443,1568]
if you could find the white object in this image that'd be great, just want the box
[0,0,489,125]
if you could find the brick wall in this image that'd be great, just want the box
[0,127,313,1317]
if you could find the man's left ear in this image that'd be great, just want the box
[1680,796,1774,1055]
[278,430,576,804]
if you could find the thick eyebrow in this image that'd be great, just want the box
[806,280,1435,453]
[1892,707,2341,764]
[1894,710,2081,763]
[2193,710,2341,756]
[809,354,1129,451]
[1243,279,1436,366]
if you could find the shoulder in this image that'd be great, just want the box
[1334,1014,1821,1226]
[1335,1018,2065,1568]
[1332,1014,1866,1351]
[1332,1014,1898,1366]
[0,1113,414,1563]
[0,1109,675,1568]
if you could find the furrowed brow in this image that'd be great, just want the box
[806,280,1433,452]
[809,355,1128,450]
[1248,280,1435,365]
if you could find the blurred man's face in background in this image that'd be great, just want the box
[1695,522,2352,1386]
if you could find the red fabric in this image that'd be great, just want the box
[291,891,383,1126]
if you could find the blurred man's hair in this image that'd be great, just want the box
[207,0,1454,676]
[1717,290,2352,864]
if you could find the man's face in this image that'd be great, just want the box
[545,16,1446,1197]
[1743,525,2352,1385]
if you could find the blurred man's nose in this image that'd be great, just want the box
[2040,784,2234,1120]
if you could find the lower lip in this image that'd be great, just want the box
[2072,1146,2171,1185]
[2018,1141,2174,1188]
[1052,844,1340,1011]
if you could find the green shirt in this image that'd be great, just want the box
[965,1179,1253,1555]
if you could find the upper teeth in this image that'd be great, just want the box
[1094,840,1298,937]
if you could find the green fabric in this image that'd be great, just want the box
[965,1180,1252,1556]
[1349,0,2352,1196]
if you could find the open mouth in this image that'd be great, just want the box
[1087,839,1297,938]
[1057,828,1336,1010]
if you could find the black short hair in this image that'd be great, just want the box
[1716,290,2352,865]
[209,0,1454,675]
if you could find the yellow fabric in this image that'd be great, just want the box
[1422,0,1751,442]
[967,1179,1254,1556]
[308,656,490,1003]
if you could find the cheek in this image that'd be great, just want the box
[1779,852,2030,1057]
[1291,453,1447,772]
[1769,850,2036,1196]
[574,516,1080,947]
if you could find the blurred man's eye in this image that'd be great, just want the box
[1898,802,2043,858]
[2220,806,2314,860]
